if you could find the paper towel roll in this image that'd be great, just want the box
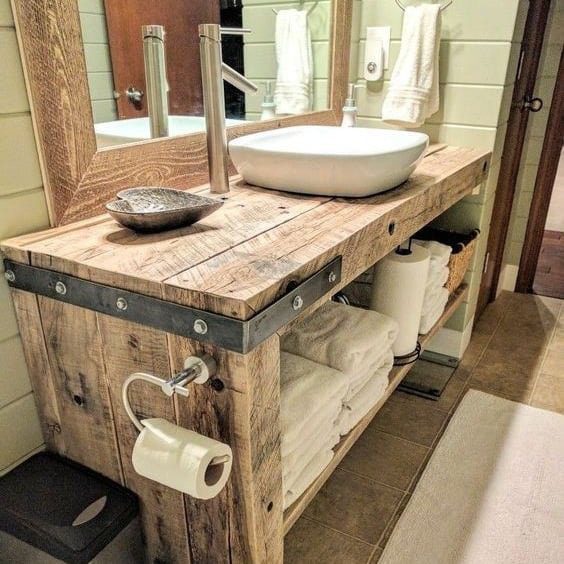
[132,418,232,499]
[370,245,430,357]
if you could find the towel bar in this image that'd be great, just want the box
[395,0,453,11]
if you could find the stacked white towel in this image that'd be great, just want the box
[280,351,348,509]
[414,240,452,334]
[274,9,313,115]
[282,302,399,437]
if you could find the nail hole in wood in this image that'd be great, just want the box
[483,161,488,172]
[211,379,224,392]
[73,394,84,406]
[267,501,273,512]
[388,222,396,236]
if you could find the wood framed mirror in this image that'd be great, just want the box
[11,0,353,226]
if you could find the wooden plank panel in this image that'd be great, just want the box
[283,284,469,533]
[38,298,123,483]
[165,147,490,317]
[168,334,284,564]
[10,289,65,453]
[96,314,191,563]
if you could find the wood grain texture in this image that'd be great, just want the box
[168,334,283,564]
[10,0,97,223]
[283,284,469,533]
[38,298,124,483]
[96,314,192,563]
[12,0,352,226]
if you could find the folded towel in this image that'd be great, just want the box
[382,5,441,128]
[281,302,399,401]
[337,350,393,436]
[420,287,449,334]
[422,283,449,316]
[280,351,348,454]
[284,449,334,509]
[283,426,340,487]
[282,408,338,459]
[414,240,452,268]
[426,265,449,290]
[274,9,313,115]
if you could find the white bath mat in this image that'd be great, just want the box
[380,390,564,564]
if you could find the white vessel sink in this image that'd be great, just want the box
[229,126,429,197]
[95,116,246,148]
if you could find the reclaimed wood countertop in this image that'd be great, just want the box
[2,145,490,322]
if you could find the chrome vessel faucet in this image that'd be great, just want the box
[199,24,258,194]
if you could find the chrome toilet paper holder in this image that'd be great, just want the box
[121,354,229,464]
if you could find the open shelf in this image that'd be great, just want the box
[283,283,469,534]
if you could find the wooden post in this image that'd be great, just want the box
[168,335,284,564]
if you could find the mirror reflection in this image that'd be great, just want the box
[78,1,332,148]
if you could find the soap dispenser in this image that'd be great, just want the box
[341,83,360,127]
[260,81,276,120]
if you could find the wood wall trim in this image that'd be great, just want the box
[11,0,354,226]
[516,46,564,293]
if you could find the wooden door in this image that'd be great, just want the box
[476,0,552,317]
[104,0,220,119]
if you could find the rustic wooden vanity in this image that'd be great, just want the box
[1,145,489,563]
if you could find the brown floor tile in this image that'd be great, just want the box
[284,517,375,564]
[339,426,429,491]
[541,346,564,376]
[369,547,383,562]
[468,344,545,402]
[304,468,404,544]
[530,373,564,414]
[378,492,411,549]
[372,394,450,446]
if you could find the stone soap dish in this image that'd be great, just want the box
[106,187,223,233]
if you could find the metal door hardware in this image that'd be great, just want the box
[522,95,543,112]
[3,257,342,354]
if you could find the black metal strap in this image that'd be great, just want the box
[3,257,342,354]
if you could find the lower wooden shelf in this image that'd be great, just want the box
[283,283,469,534]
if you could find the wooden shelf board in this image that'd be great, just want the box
[283,283,469,534]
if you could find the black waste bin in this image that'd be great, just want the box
[0,452,144,563]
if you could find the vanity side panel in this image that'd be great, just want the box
[10,289,65,453]
[168,334,284,564]
[95,314,192,563]
[37,297,123,483]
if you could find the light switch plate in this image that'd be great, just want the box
[367,26,391,68]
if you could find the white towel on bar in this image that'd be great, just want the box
[337,350,393,436]
[283,426,340,488]
[382,4,441,128]
[280,351,348,455]
[284,448,334,509]
[281,302,399,402]
[420,286,449,334]
[274,9,313,115]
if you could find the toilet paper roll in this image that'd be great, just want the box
[132,418,232,499]
[370,245,431,357]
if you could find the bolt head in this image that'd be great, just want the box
[328,271,337,284]
[292,295,304,311]
[55,281,67,295]
[4,270,15,283]
[116,297,128,311]
[193,319,208,335]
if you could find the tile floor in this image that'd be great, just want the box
[284,291,563,563]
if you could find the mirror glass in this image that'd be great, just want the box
[78,0,332,148]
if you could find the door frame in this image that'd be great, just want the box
[515,46,564,293]
[476,0,552,317]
